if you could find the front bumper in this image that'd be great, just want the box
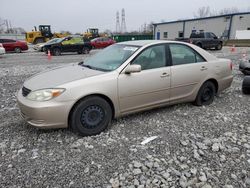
[17,89,74,129]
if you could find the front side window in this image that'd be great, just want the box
[169,44,205,66]
[132,45,166,70]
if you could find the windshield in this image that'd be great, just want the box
[83,44,139,71]
[46,38,60,44]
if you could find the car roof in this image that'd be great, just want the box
[117,40,192,47]
[117,40,217,61]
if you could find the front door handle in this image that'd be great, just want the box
[200,66,208,71]
[160,72,170,78]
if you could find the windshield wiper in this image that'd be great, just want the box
[78,61,111,72]
[78,61,94,69]
[82,64,94,69]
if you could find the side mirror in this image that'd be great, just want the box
[214,36,218,39]
[125,64,141,74]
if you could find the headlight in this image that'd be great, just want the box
[27,88,65,101]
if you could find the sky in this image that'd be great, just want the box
[0,0,250,33]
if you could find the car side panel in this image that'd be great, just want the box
[118,67,171,114]
[169,62,209,103]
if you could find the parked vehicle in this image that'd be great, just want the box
[33,38,60,52]
[84,28,100,39]
[176,32,223,50]
[17,40,233,136]
[239,59,250,75]
[0,39,28,53]
[43,36,92,56]
[242,76,250,94]
[0,43,6,55]
[26,25,69,44]
[91,37,116,48]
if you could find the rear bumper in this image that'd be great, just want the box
[218,75,233,93]
[17,89,73,129]
[21,45,29,51]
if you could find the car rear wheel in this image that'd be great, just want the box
[82,47,90,54]
[215,43,223,50]
[53,48,61,56]
[77,50,83,54]
[70,96,112,136]
[196,43,202,49]
[15,47,21,53]
[194,81,216,106]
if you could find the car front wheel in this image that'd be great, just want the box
[194,81,216,106]
[70,96,112,136]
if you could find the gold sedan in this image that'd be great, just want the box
[17,40,233,136]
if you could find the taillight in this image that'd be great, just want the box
[230,61,233,70]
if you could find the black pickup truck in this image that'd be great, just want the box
[176,32,223,50]
[44,36,92,56]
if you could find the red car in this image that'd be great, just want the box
[0,39,28,53]
[90,37,116,49]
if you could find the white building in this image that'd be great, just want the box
[153,12,250,40]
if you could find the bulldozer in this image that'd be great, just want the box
[25,25,69,44]
[83,28,100,39]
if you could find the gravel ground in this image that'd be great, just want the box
[0,47,249,188]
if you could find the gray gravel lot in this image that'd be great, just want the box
[0,47,249,188]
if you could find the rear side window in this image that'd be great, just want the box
[205,33,212,38]
[190,32,204,38]
[3,39,15,43]
[169,44,206,66]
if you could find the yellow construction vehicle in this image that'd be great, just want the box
[83,28,100,39]
[25,25,69,44]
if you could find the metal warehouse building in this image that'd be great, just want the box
[153,12,250,40]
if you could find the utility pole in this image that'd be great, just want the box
[5,20,9,33]
[121,8,127,33]
[115,11,120,33]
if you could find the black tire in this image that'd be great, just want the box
[14,47,21,53]
[77,50,82,54]
[242,69,250,76]
[215,43,223,50]
[34,38,45,44]
[196,43,202,49]
[194,81,216,106]
[82,47,90,54]
[70,96,112,136]
[53,48,61,56]
[242,76,250,95]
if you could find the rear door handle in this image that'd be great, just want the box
[200,66,208,71]
[160,72,170,78]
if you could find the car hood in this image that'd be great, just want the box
[24,63,105,90]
